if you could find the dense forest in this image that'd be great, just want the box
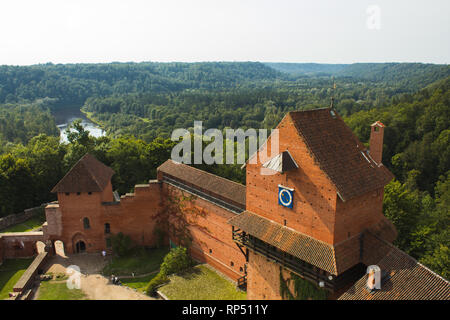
[0,61,448,278]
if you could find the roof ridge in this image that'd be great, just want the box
[165,159,245,187]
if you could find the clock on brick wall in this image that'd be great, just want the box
[278,185,294,208]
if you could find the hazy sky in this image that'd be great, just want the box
[0,0,449,65]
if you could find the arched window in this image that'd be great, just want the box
[83,217,90,229]
[104,223,110,234]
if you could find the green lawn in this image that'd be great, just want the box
[120,273,158,293]
[103,247,169,276]
[37,281,88,300]
[0,258,33,300]
[159,265,247,300]
[1,216,46,233]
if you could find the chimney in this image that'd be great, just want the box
[369,121,385,164]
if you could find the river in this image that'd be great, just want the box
[53,107,106,143]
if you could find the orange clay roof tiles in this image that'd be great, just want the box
[288,109,394,201]
[157,160,246,207]
[51,153,114,193]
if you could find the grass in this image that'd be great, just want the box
[0,258,33,300]
[102,247,169,276]
[37,281,88,300]
[120,273,158,293]
[1,216,46,233]
[158,265,247,300]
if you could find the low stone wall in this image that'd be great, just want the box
[0,205,46,232]
[13,252,48,294]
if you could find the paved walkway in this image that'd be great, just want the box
[40,253,155,300]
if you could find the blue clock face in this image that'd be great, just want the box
[278,186,293,208]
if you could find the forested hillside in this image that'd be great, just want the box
[0,62,448,278]
[0,62,283,105]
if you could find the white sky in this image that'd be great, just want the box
[0,0,449,65]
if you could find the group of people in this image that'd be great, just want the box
[110,274,120,285]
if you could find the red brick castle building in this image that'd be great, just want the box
[37,108,450,300]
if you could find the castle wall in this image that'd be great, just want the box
[246,115,338,244]
[246,251,283,300]
[334,188,385,244]
[162,183,246,281]
[0,232,44,259]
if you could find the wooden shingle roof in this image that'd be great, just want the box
[339,233,450,300]
[51,154,114,193]
[157,160,246,208]
[288,108,394,201]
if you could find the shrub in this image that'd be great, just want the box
[160,247,192,276]
[145,273,169,296]
[110,232,133,257]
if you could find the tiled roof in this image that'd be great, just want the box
[339,234,450,300]
[228,211,399,276]
[157,160,246,208]
[229,211,341,275]
[51,154,114,193]
[288,108,394,201]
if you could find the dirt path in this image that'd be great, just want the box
[40,253,155,300]
[80,274,154,300]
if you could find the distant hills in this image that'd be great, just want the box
[265,62,450,85]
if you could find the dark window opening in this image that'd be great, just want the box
[209,249,212,254]
[239,267,243,272]
[77,192,81,195]
[230,261,234,267]
[88,192,92,195]
[105,223,110,234]
[65,192,70,196]
[83,217,90,229]
[284,219,287,226]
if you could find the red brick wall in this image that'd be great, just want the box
[162,183,246,281]
[334,188,385,243]
[247,251,283,300]
[246,115,338,244]
[54,181,164,254]
[0,233,44,258]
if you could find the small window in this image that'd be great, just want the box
[374,126,379,132]
[230,261,234,267]
[65,192,70,196]
[209,249,212,254]
[88,192,92,195]
[104,223,110,234]
[83,217,90,229]
[77,192,81,196]
[239,267,243,272]
[283,219,287,226]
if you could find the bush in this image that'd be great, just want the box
[145,272,169,296]
[110,232,133,257]
[144,246,193,297]
[160,247,192,276]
